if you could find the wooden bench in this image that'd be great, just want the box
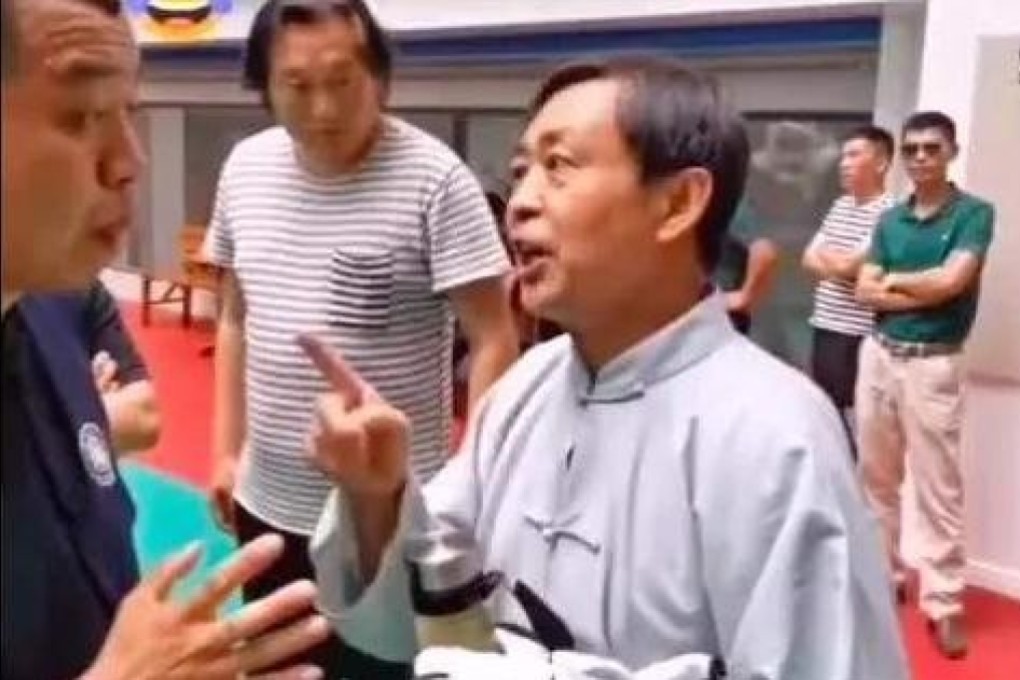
[140,225,221,328]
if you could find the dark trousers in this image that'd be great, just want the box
[810,328,864,457]
[234,504,411,680]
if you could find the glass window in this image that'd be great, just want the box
[121,109,151,269]
[464,112,526,197]
[740,115,870,368]
[183,106,272,226]
[399,111,457,149]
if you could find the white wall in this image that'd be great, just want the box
[959,35,1020,599]
[144,109,186,271]
[881,0,1020,599]
[872,1,926,194]
[131,0,918,42]
[915,0,1020,177]
[369,0,919,32]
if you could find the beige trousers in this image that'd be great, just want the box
[856,336,966,620]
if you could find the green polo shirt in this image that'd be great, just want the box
[868,189,994,344]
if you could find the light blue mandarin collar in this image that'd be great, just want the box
[568,292,737,403]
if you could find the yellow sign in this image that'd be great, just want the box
[129,0,244,44]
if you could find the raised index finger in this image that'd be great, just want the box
[297,334,369,407]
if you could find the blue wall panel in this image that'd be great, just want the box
[143,17,881,70]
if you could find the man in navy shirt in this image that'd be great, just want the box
[1,1,329,677]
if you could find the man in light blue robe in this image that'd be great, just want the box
[304,57,909,680]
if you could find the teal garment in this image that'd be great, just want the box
[713,201,765,293]
[869,189,994,344]
[121,463,240,611]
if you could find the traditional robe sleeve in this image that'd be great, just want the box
[694,392,910,680]
[310,396,493,663]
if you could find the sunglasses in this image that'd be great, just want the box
[901,142,945,158]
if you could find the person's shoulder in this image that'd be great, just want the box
[81,280,116,318]
[503,335,573,385]
[16,294,93,351]
[384,116,464,174]
[820,194,854,223]
[710,339,832,409]
[481,335,573,408]
[885,195,911,215]
[225,126,292,169]
[874,197,908,228]
[694,339,850,466]
[956,190,994,216]
[859,194,897,225]
[829,194,854,211]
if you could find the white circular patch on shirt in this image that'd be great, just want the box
[79,422,116,487]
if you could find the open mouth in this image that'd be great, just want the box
[514,241,552,265]
[513,241,553,283]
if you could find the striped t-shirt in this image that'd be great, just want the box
[205,118,510,535]
[808,193,894,337]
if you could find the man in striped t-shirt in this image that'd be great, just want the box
[802,125,895,450]
[203,1,518,677]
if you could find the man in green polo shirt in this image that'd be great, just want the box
[855,111,995,660]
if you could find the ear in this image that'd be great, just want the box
[947,140,960,161]
[653,168,713,245]
[877,157,891,176]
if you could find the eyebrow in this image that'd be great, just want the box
[512,129,571,158]
[279,55,357,74]
[49,55,128,83]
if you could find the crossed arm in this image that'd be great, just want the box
[86,284,162,453]
[855,251,984,312]
[802,238,868,283]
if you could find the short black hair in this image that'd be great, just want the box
[902,110,957,145]
[243,0,393,108]
[846,124,895,160]
[528,57,749,271]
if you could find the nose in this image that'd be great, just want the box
[507,166,542,234]
[310,88,342,127]
[99,110,145,191]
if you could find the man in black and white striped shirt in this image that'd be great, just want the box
[802,125,895,452]
[203,2,519,677]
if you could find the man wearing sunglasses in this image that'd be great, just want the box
[856,111,995,660]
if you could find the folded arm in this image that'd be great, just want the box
[855,263,927,311]
[882,251,984,307]
[802,238,867,283]
[103,380,161,453]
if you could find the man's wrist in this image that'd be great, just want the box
[883,273,904,292]
[349,484,404,515]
